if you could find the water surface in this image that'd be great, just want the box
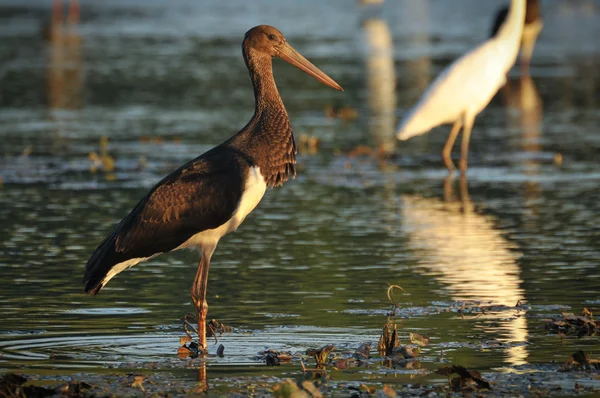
[1,0,599,394]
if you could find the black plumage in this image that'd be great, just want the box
[83,25,343,350]
[84,148,247,294]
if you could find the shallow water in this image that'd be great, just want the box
[1,0,600,394]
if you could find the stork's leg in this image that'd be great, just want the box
[191,248,214,351]
[197,361,208,392]
[459,114,475,174]
[442,119,463,173]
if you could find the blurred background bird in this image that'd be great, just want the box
[396,0,526,174]
[491,0,543,73]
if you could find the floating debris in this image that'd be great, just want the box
[0,373,93,397]
[554,152,564,166]
[255,349,294,366]
[347,145,374,158]
[324,104,358,121]
[392,345,420,360]
[306,344,335,369]
[179,335,192,346]
[544,308,598,337]
[130,375,146,392]
[409,332,430,347]
[382,384,397,397]
[217,344,225,357]
[272,378,322,398]
[435,365,491,391]
[177,341,201,359]
[561,351,600,372]
[298,134,320,154]
[354,343,371,359]
[206,319,232,338]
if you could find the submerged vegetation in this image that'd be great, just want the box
[1,286,599,396]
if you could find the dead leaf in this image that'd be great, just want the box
[393,345,420,359]
[409,332,430,347]
[382,384,397,397]
[179,335,192,346]
[360,384,376,394]
[306,345,335,369]
[177,345,193,359]
[545,310,597,337]
[273,379,309,398]
[435,365,490,391]
[301,380,322,398]
[131,375,146,392]
[355,343,371,359]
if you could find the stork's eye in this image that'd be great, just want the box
[268,34,277,41]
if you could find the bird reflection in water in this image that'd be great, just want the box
[47,0,82,110]
[503,71,544,199]
[359,0,396,157]
[401,176,528,365]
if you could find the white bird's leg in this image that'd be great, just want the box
[191,247,214,351]
[442,119,463,173]
[459,113,475,174]
[443,174,455,202]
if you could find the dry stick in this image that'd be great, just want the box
[207,323,219,345]
[183,317,199,337]
[386,284,407,306]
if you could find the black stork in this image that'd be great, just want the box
[83,25,343,351]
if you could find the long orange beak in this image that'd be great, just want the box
[279,42,344,92]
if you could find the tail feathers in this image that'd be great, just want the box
[83,234,115,295]
[84,228,157,295]
[84,232,119,295]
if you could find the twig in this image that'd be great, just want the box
[183,317,199,337]
[207,323,219,345]
[387,284,407,306]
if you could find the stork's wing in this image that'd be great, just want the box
[116,158,243,255]
[84,147,246,294]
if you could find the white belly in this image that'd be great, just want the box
[98,167,266,289]
[176,166,267,251]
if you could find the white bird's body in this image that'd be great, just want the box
[397,0,526,172]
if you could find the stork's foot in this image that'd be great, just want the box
[178,314,208,358]
[179,315,232,358]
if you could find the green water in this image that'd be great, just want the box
[1,0,599,395]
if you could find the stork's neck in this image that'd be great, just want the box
[244,49,286,115]
[232,48,296,187]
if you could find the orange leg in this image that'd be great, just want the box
[459,113,475,174]
[197,361,208,392]
[442,119,462,173]
[191,249,212,351]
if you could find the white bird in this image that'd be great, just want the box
[396,0,526,173]
[491,0,543,73]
